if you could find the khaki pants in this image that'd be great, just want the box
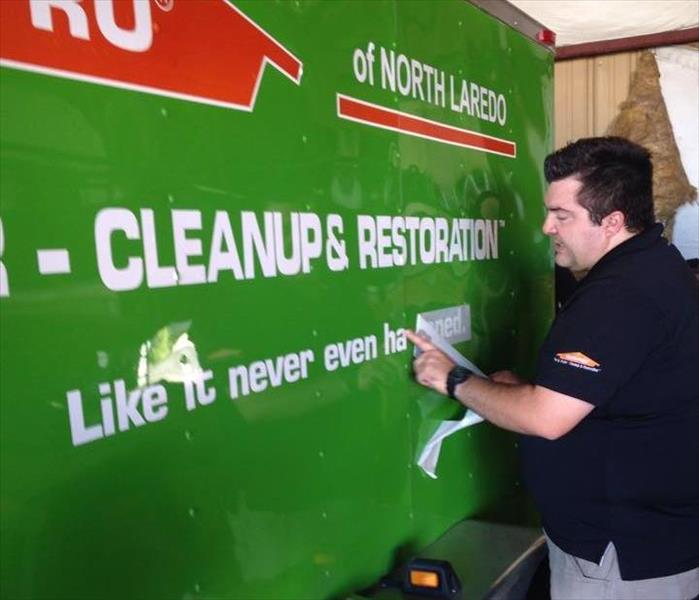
[545,534,699,600]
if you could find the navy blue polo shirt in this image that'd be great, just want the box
[521,224,699,580]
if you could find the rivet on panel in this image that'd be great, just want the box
[318,450,325,458]
[185,430,193,441]
[160,108,168,117]
[188,507,197,518]
[302,135,308,144]
[322,511,328,519]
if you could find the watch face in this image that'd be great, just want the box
[458,367,471,382]
[447,366,472,398]
[454,367,472,382]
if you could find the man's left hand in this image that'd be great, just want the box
[405,330,455,396]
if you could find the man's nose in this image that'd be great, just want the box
[542,214,556,236]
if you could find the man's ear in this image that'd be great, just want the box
[601,210,626,237]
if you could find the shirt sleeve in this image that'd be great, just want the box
[535,278,662,407]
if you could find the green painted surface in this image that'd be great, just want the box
[0,1,553,598]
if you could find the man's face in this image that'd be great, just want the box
[542,177,610,273]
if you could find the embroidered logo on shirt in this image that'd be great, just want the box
[554,351,601,373]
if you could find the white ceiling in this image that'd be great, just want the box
[509,0,699,47]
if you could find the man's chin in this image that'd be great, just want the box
[555,256,588,280]
[554,255,572,269]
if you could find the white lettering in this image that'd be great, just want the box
[67,389,103,446]
[66,379,169,446]
[274,212,301,276]
[114,379,146,431]
[326,214,348,271]
[142,384,168,422]
[94,0,152,52]
[357,215,377,269]
[208,211,244,281]
[228,349,315,399]
[242,211,276,278]
[30,0,89,39]
[299,212,322,273]
[324,336,377,370]
[419,217,436,264]
[376,215,393,268]
[0,217,9,297]
[141,209,177,288]
[172,209,206,285]
[95,208,143,291]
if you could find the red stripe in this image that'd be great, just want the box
[338,96,516,157]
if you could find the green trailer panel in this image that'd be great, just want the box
[0,1,553,597]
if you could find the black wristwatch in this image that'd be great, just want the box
[446,366,473,399]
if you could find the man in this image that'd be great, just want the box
[407,137,699,600]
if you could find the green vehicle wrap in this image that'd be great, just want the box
[0,0,553,598]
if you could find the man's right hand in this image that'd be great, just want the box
[405,329,455,396]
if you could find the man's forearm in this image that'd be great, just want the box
[405,329,594,440]
[454,376,561,440]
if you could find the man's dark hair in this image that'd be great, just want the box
[544,137,655,232]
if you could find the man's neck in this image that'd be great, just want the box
[573,228,640,281]
[606,227,637,254]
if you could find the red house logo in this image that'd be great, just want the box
[0,0,303,110]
